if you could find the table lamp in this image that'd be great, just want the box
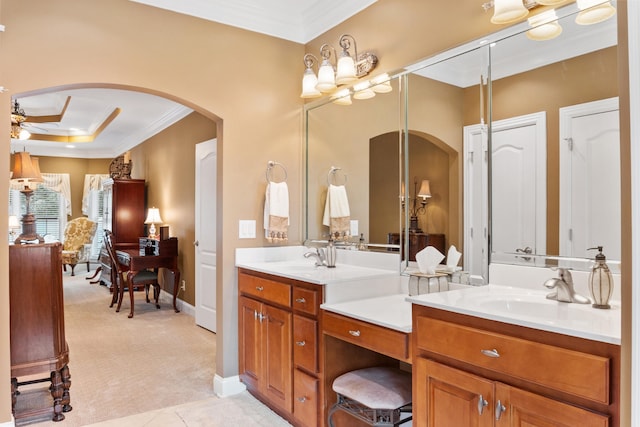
[144,207,163,239]
[11,151,44,243]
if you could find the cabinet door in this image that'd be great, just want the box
[263,304,293,414]
[495,383,609,427]
[239,296,262,391]
[415,358,494,427]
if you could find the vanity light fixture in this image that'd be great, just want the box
[371,74,393,93]
[331,89,353,105]
[352,82,375,100]
[527,9,563,40]
[575,0,616,25]
[300,34,378,99]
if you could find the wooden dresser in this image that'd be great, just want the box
[99,178,146,288]
[9,243,72,422]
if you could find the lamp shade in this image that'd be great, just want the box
[8,215,20,228]
[527,10,563,41]
[316,59,337,92]
[418,180,432,199]
[336,53,357,85]
[301,67,321,98]
[535,0,565,4]
[491,0,529,24]
[352,82,375,100]
[371,73,393,93]
[144,207,163,225]
[11,151,42,182]
[331,89,352,106]
[575,0,616,25]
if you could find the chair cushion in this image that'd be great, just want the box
[332,366,412,410]
[61,250,79,264]
[131,270,159,285]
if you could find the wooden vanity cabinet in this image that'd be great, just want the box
[412,305,620,427]
[238,268,324,427]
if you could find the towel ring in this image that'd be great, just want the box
[266,161,287,183]
[327,166,347,186]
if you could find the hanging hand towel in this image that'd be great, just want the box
[322,184,351,240]
[264,181,289,242]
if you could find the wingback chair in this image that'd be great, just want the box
[61,217,98,276]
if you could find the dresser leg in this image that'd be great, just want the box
[50,370,65,421]
[61,365,72,413]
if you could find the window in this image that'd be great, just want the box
[9,186,65,240]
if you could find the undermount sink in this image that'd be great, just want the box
[406,284,621,344]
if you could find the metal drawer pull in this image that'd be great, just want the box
[255,286,264,291]
[296,340,306,346]
[495,400,506,420]
[348,330,361,337]
[297,396,307,403]
[481,348,500,358]
[478,394,488,415]
[295,297,306,303]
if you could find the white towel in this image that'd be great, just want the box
[264,182,289,242]
[322,184,351,240]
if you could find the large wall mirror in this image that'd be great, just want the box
[304,1,619,277]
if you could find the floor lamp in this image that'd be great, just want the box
[11,151,44,244]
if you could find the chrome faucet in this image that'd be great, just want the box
[304,248,327,267]
[544,268,590,304]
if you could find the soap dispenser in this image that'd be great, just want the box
[326,238,337,268]
[588,246,613,309]
[358,233,367,251]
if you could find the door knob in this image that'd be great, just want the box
[193,240,199,246]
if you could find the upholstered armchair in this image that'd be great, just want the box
[61,217,98,276]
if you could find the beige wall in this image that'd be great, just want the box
[0,0,632,424]
[132,112,217,306]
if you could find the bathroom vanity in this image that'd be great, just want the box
[237,247,621,427]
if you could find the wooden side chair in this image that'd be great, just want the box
[102,230,160,316]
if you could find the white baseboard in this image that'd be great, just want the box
[158,290,195,317]
[0,415,15,427]
[213,374,246,398]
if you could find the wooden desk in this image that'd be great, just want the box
[116,245,180,318]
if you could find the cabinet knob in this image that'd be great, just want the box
[477,394,488,415]
[348,330,361,337]
[255,286,264,291]
[481,348,500,358]
[297,396,307,403]
[296,340,306,346]
[495,400,506,420]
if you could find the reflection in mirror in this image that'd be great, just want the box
[305,77,402,249]
[487,2,619,273]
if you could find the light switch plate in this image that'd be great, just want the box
[350,220,358,236]
[239,220,256,239]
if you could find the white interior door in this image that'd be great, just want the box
[195,138,217,332]
[463,124,489,282]
[559,97,620,260]
[491,112,547,256]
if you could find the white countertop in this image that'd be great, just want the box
[407,284,621,345]
[321,294,413,333]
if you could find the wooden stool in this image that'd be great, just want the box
[328,366,412,426]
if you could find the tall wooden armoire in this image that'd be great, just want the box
[10,242,72,422]
[99,178,145,288]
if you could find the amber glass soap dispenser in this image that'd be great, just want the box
[588,246,613,309]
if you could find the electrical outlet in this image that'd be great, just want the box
[181,280,186,291]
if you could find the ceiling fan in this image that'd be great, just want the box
[11,95,120,142]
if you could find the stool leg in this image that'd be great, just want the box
[327,403,340,427]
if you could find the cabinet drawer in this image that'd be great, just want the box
[293,369,319,427]
[294,315,318,373]
[415,316,611,404]
[239,273,291,308]
[323,311,410,362]
[293,286,319,316]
